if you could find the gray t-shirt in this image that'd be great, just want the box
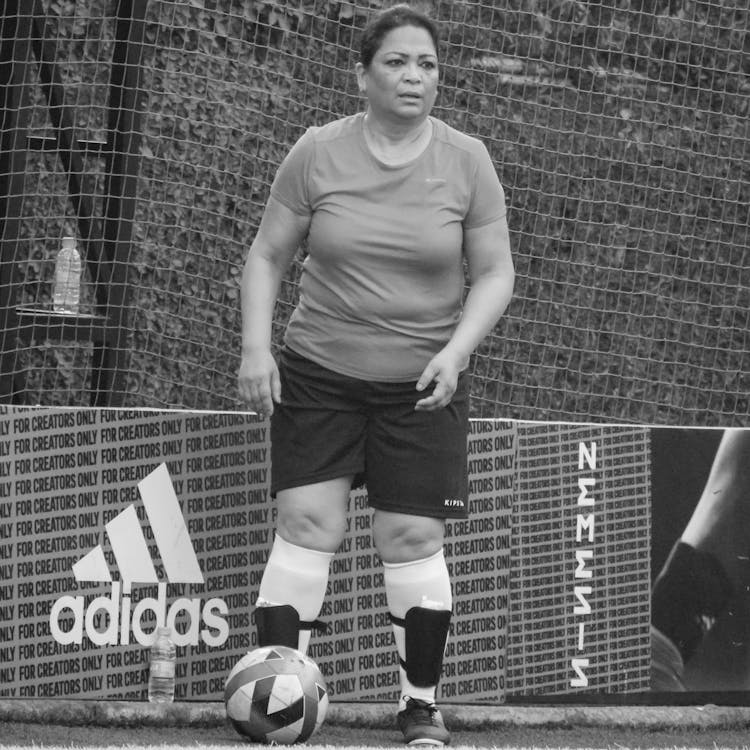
[270,112,507,381]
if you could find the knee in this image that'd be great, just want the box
[274,480,351,553]
[277,506,347,554]
[373,512,445,564]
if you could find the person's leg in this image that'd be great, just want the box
[374,510,452,711]
[260,349,367,652]
[651,429,750,687]
[365,371,470,745]
[256,477,353,653]
[373,511,452,746]
[679,429,750,583]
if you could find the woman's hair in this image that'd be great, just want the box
[359,4,440,68]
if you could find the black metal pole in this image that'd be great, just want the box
[0,5,34,403]
[91,0,149,406]
[30,0,108,301]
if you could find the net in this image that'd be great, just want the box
[1,0,748,425]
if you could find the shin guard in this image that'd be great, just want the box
[399,606,452,688]
[255,604,326,651]
[255,604,300,649]
[651,541,732,663]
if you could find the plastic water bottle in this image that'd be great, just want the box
[148,626,176,703]
[52,236,81,313]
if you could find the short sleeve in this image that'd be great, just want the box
[464,142,507,229]
[269,128,316,216]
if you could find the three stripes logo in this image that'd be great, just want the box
[50,464,229,648]
[73,463,203,585]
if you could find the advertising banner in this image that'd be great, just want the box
[649,427,750,694]
[2,407,744,702]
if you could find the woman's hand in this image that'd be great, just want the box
[238,348,281,418]
[414,348,463,411]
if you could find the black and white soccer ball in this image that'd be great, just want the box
[224,646,329,744]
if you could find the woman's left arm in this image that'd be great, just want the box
[415,216,514,411]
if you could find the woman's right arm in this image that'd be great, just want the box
[238,195,311,417]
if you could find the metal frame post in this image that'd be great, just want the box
[0,5,34,402]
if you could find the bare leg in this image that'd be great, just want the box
[680,429,750,584]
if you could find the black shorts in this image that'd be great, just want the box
[270,348,470,519]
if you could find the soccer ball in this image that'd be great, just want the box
[224,646,329,744]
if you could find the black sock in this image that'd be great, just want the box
[651,541,732,663]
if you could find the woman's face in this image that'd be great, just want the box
[356,25,438,124]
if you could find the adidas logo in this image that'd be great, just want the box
[73,462,203,585]
[50,463,229,648]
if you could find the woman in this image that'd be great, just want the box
[238,4,514,745]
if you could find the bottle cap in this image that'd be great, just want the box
[62,236,77,250]
[156,626,171,636]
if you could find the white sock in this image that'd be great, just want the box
[382,549,452,709]
[258,533,333,653]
